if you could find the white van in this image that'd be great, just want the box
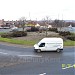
[34,38,63,52]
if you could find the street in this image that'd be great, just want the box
[0,44,75,75]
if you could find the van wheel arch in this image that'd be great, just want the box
[37,49,41,53]
[56,48,60,53]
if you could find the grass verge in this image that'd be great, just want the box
[0,37,75,46]
[0,37,37,46]
[64,40,75,46]
[0,32,6,35]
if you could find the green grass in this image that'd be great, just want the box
[0,32,6,35]
[64,40,75,46]
[0,37,75,46]
[0,37,37,46]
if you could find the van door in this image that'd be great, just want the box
[39,43,46,51]
[46,43,56,51]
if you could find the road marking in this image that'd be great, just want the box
[62,65,74,69]
[39,73,46,75]
[18,55,42,57]
[0,51,42,57]
[0,52,8,55]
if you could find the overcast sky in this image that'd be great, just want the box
[0,0,74,20]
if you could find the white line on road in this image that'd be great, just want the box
[39,73,46,75]
[0,51,42,57]
[0,52,8,55]
[18,55,42,57]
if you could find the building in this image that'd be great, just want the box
[0,19,19,27]
[0,19,4,27]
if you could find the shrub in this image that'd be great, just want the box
[66,35,75,41]
[12,31,27,37]
[58,31,75,41]
[1,31,27,38]
[1,33,13,38]
[26,27,39,32]
[31,27,39,32]
[58,31,71,36]
[26,29,31,32]
[48,28,57,32]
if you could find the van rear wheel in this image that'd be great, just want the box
[37,49,41,53]
[57,49,60,53]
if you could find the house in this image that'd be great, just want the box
[0,19,20,28]
[0,19,4,27]
[35,23,40,28]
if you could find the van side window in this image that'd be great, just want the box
[39,43,45,47]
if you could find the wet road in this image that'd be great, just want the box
[0,44,75,75]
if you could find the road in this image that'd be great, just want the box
[0,28,23,32]
[0,44,75,75]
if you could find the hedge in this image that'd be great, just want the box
[66,35,75,41]
[48,28,57,32]
[58,31,71,36]
[27,27,39,32]
[1,31,27,38]
[58,31,75,41]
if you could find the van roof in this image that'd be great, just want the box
[39,37,63,43]
[43,37,63,40]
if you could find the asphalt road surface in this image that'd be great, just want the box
[0,44,75,75]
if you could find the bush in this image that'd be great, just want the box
[48,28,57,32]
[26,29,31,32]
[1,33,13,38]
[66,35,75,41]
[58,31,71,36]
[1,31,27,38]
[58,31,75,41]
[31,27,39,32]
[12,31,27,37]
[26,27,39,32]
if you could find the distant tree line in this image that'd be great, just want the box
[41,19,75,27]
[17,17,75,28]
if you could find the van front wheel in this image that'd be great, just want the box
[57,49,60,53]
[37,49,41,53]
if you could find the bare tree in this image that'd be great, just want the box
[19,17,26,31]
[53,19,66,27]
[42,16,51,36]
[19,17,26,21]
